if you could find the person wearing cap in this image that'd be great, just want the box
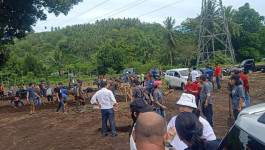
[132,79,143,99]
[153,81,174,119]
[27,82,40,114]
[55,83,66,114]
[190,67,199,82]
[91,81,118,137]
[214,63,222,89]
[230,75,245,120]
[129,98,154,150]
[184,77,198,100]
[167,93,216,150]
[200,75,214,127]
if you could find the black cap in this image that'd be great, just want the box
[130,98,153,112]
[133,78,140,85]
[58,82,63,85]
[231,74,240,80]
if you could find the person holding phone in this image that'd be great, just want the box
[184,77,199,99]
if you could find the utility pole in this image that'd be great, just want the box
[197,0,236,67]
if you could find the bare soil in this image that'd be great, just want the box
[0,72,265,150]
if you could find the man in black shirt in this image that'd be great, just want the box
[56,83,66,113]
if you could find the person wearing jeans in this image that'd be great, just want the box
[214,63,222,89]
[200,75,214,127]
[91,81,118,137]
[55,83,65,114]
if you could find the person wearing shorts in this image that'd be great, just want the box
[27,83,40,114]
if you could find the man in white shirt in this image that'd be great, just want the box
[167,93,216,150]
[91,81,118,137]
[190,67,199,82]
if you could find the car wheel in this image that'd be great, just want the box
[167,83,171,89]
[181,83,185,90]
[248,69,253,74]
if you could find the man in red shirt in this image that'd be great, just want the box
[184,77,199,101]
[214,63,222,89]
[194,75,202,106]
[238,70,250,107]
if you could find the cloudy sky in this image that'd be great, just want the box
[33,0,265,32]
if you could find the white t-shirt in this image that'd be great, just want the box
[190,70,199,82]
[130,125,137,150]
[167,116,216,150]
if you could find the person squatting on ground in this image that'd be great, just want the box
[230,75,245,120]
[27,83,40,114]
[91,81,118,137]
[200,75,214,127]
[129,98,154,150]
[153,81,174,119]
[214,63,222,89]
[167,93,216,150]
[132,112,168,150]
[238,70,250,107]
[174,112,220,150]
[55,83,66,114]
[11,96,24,108]
[46,86,54,104]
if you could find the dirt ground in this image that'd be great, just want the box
[0,72,265,150]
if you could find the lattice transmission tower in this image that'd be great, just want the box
[197,0,236,67]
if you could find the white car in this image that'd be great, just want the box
[164,68,190,90]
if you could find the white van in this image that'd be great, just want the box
[164,68,190,90]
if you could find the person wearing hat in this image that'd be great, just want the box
[200,75,214,127]
[129,98,154,150]
[91,81,118,137]
[166,93,216,150]
[230,75,245,120]
[55,83,66,114]
[174,112,220,150]
[183,77,198,100]
[153,81,174,119]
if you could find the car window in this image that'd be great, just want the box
[179,70,189,76]
[217,125,265,150]
[166,72,174,76]
[174,72,179,77]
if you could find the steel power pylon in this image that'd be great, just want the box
[197,0,236,67]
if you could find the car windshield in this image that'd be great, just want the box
[179,70,189,76]
[217,125,265,150]
[239,60,247,68]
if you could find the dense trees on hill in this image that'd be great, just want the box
[0,3,264,85]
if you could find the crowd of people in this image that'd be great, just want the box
[0,63,252,150]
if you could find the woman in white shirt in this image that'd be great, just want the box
[167,93,216,150]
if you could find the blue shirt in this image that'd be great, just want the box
[27,88,36,100]
[152,70,157,76]
[147,78,155,93]
[204,68,213,80]
[62,89,67,94]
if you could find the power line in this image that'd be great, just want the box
[136,0,186,18]
[87,0,145,23]
[57,0,110,26]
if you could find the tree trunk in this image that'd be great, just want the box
[169,48,173,66]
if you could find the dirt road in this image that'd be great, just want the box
[0,72,264,150]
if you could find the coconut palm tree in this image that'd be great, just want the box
[163,17,177,66]
[224,5,241,38]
